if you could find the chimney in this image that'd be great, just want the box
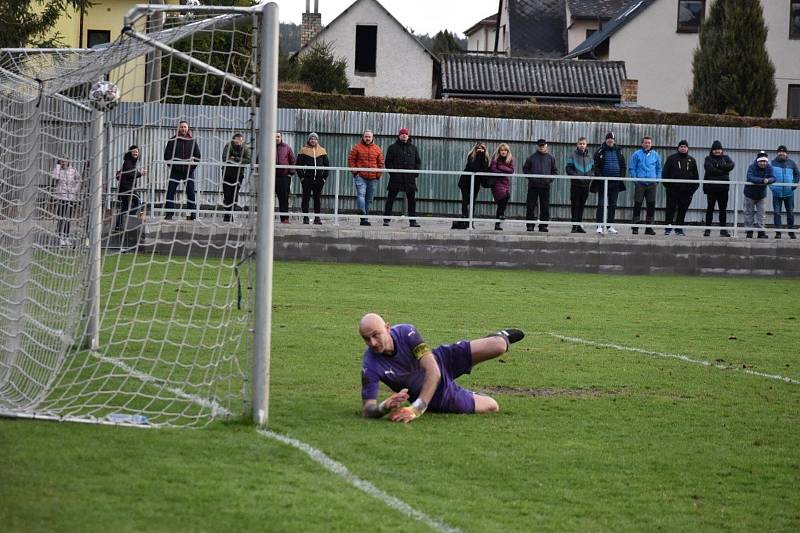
[621,79,638,105]
[301,0,323,48]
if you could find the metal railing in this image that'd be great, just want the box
[106,163,797,237]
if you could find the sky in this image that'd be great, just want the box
[269,0,495,37]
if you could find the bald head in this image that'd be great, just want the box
[359,313,384,332]
[359,313,393,353]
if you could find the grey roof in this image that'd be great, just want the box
[565,0,655,58]
[566,0,632,20]
[464,14,498,36]
[508,0,568,58]
[441,54,627,100]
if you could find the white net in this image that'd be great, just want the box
[0,5,270,427]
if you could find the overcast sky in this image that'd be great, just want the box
[269,0,496,37]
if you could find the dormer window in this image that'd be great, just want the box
[677,0,705,33]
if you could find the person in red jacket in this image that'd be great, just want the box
[347,129,384,226]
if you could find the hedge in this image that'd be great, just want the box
[278,90,800,130]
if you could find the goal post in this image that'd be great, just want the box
[0,2,279,428]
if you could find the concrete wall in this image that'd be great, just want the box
[301,0,436,98]
[271,226,800,277]
[604,0,800,118]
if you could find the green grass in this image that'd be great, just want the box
[2,261,800,531]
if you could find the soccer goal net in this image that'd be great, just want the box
[0,3,278,427]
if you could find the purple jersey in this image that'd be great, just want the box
[361,324,477,413]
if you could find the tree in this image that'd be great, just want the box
[430,30,463,56]
[295,41,349,94]
[688,0,776,117]
[0,0,92,48]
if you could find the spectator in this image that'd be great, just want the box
[564,136,593,233]
[115,145,146,231]
[628,135,662,235]
[275,132,296,224]
[52,158,81,246]
[220,133,251,222]
[661,140,699,236]
[522,138,557,232]
[383,127,422,228]
[163,120,200,221]
[592,132,626,234]
[744,151,776,238]
[347,129,384,226]
[296,132,329,225]
[770,145,799,239]
[702,140,735,237]
[489,143,514,231]
[453,141,490,229]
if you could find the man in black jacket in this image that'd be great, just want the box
[163,120,201,220]
[662,140,699,236]
[702,140,735,237]
[592,132,626,234]
[383,127,422,228]
[522,139,558,232]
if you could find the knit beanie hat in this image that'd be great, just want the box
[308,132,319,141]
[711,140,723,151]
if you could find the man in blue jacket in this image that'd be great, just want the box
[770,145,799,239]
[628,136,662,235]
[745,151,776,238]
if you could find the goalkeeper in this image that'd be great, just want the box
[359,313,524,423]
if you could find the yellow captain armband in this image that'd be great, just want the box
[411,343,431,360]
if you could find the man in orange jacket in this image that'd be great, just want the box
[347,129,384,226]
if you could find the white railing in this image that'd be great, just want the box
[105,163,797,237]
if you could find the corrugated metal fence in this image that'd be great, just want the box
[104,103,800,222]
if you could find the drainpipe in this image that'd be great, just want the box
[493,0,503,54]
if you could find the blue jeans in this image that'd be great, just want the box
[773,195,795,229]
[353,175,376,216]
[164,173,196,219]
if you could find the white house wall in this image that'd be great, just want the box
[606,0,800,118]
[302,0,434,98]
[567,20,601,53]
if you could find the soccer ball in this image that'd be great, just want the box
[183,0,202,19]
[88,80,120,112]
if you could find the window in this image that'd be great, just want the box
[791,1,800,38]
[789,85,800,118]
[348,87,365,96]
[677,0,704,33]
[354,25,377,74]
[87,30,111,48]
[586,28,597,40]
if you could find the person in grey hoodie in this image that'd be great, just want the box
[565,136,593,233]
[522,139,558,232]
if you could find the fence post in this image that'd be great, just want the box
[468,172,475,229]
[732,183,739,238]
[333,168,340,225]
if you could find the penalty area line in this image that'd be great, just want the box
[540,333,800,386]
[258,429,460,533]
[93,353,459,532]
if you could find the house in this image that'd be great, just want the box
[294,0,440,98]
[464,0,568,58]
[565,0,800,118]
[565,0,630,52]
[441,54,629,105]
[464,14,499,53]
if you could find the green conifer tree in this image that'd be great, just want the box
[688,0,776,117]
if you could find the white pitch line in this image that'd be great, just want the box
[258,429,461,533]
[542,333,800,385]
[93,352,459,533]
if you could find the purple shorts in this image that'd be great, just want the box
[430,340,475,414]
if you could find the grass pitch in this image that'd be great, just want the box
[2,260,799,531]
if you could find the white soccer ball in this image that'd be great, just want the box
[88,80,120,112]
[183,0,202,19]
